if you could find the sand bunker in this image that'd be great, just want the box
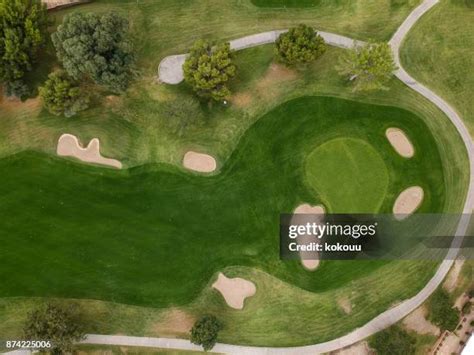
[293,204,325,271]
[183,151,216,173]
[338,296,353,314]
[386,128,415,158]
[57,134,122,169]
[393,186,424,220]
[212,273,256,310]
[443,258,465,292]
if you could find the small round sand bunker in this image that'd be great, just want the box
[183,151,216,173]
[386,128,415,158]
[393,186,424,220]
[293,204,325,271]
[212,273,256,310]
[57,134,122,169]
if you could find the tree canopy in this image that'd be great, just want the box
[369,325,416,355]
[428,289,459,331]
[23,303,85,354]
[39,71,89,117]
[52,11,134,93]
[0,0,48,99]
[275,24,326,65]
[337,42,397,91]
[190,315,223,351]
[183,39,236,101]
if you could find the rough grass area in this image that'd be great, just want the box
[305,138,389,213]
[401,0,474,135]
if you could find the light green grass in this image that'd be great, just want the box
[401,0,474,135]
[305,138,389,213]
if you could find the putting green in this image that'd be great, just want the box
[305,138,389,213]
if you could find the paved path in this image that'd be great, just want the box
[158,30,364,84]
[7,1,470,354]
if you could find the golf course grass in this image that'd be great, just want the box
[0,95,448,345]
[400,0,474,135]
[305,138,389,213]
[0,0,471,348]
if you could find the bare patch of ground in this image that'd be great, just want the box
[402,305,440,335]
[292,203,325,271]
[256,63,298,98]
[149,308,195,337]
[444,258,466,293]
[393,186,424,220]
[231,92,253,108]
[183,151,216,173]
[212,272,256,310]
[337,296,352,315]
[0,93,42,115]
[386,127,415,158]
[331,341,371,355]
[57,133,122,169]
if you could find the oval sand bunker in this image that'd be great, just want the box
[183,151,216,173]
[386,128,415,158]
[57,134,122,169]
[393,186,424,220]
[293,204,325,271]
[212,273,256,310]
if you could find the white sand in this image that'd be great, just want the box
[293,204,325,271]
[402,306,440,335]
[212,273,256,310]
[338,297,352,315]
[183,151,216,173]
[386,128,415,158]
[57,133,122,169]
[393,186,424,220]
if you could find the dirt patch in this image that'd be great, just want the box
[402,305,440,335]
[212,273,256,310]
[57,133,122,169]
[332,341,371,355]
[0,94,42,114]
[231,92,253,108]
[337,296,352,314]
[149,309,195,337]
[386,127,415,158]
[292,203,325,271]
[256,63,298,97]
[393,186,424,220]
[444,258,466,293]
[183,151,216,173]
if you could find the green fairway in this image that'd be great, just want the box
[0,96,449,345]
[401,0,474,135]
[305,138,389,213]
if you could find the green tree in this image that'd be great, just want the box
[39,71,89,117]
[275,24,326,65]
[52,12,134,93]
[369,325,416,355]
[183,40,236,101]
[428,289,459,331]
[23,303,85,354]
[190,315,223,351]
[0,0,48,99]
[337,42,397,91]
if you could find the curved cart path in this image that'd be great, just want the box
[51,0,474,354]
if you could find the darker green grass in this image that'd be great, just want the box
[0,96,445,309]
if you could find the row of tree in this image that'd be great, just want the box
[183,24,397,102]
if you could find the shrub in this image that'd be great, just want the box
[39,71,89,117]
[337,42,397,91]
[23,303,85,354]
[275,24,326,65]
[52,12,134,92]
[190,315,223,351]
[462,301,472,315]
[5,80,31,101]
[428,289,459,331]
[369,325,416,355]
[183,40,236,101]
